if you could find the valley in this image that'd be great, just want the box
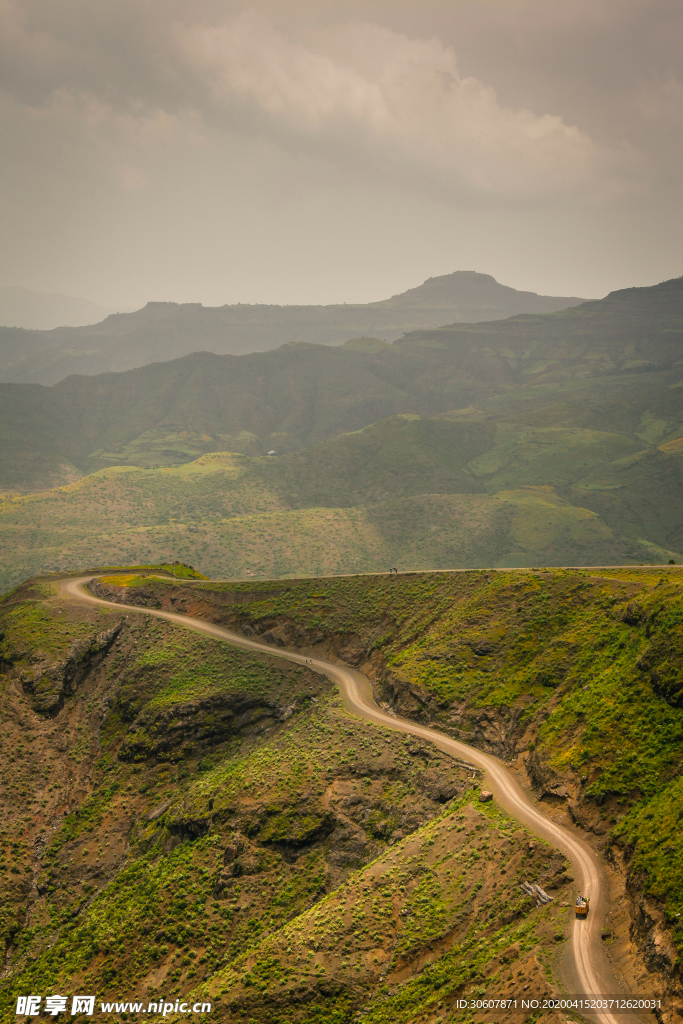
[4,2,681,1021]
[0,277,681,592]
[1,401,680,593]
[2,275,683,1021]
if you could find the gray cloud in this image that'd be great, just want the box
[0,2,627,202]
[0,0,680,307]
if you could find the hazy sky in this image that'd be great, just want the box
[1,0,681,307]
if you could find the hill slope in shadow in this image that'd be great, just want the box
[0,275,679,492]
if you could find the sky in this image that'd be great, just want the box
[1,0,682,308]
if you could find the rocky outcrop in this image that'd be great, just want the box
[20,622,123,714]
[118,691,309,762]
[213,833,265,895]
[375,671,533,761]
[90,580,284,617]
[90,580,161,608]
[527,749,576,804]
[636,627,683,709]
[606,844,682,1011]
[631,898,679,977]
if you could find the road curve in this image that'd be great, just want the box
[62,576,635,1024]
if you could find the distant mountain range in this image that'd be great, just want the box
[0,271,584,385]
[0,275,680,487]
[2,274,682,589]
[0,287,127,331]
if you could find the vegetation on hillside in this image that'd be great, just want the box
[0,277,681,590]
[95,562,207,582]
[1,276,681,491]
[0,578,574,1023]
[1,404,681,592]
[116,566,683,970]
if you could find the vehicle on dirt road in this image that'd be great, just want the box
[575,895,590,917]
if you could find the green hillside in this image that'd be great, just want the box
[3,565,681,1021]
[0,277,680,495]
[91,564,683,1013]
[1,275,681,585]
[107,564,683,947]
[0,271,583,386]
[0,574,575,1024]
[1,409,681,593]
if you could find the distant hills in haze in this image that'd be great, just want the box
[1,274,682,589]
[0,286,127,331]
[1,276,678,490]
[0,271,584,385]
[2,272,682,589]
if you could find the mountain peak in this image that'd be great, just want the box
[379,270,583,312]
[1,272,586,385]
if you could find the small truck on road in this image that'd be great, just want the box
[575,895,590,917]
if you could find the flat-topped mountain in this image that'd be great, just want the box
[1,275,679,489]
[380,270,580,314]
[0,271,584,385]
[397,275,683,358]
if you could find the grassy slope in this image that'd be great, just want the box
[1,409,680,592]
[1,280,682,589]
[0,579,573,1024]
[207,799,567,1024]
[127,566,683,969]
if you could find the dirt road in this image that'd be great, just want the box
[63,576,644,1024]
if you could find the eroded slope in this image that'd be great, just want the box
[99,567,683,1010]
[0,577,575,1023]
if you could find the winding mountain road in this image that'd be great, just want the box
[62,576,642,1024]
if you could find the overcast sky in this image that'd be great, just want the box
[1,0,681,307]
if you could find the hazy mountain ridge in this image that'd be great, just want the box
[397,276,683,372]
[0,276,679,493]
[0,286,124,331]
[0,271,584,385]
[1,275,682,588]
